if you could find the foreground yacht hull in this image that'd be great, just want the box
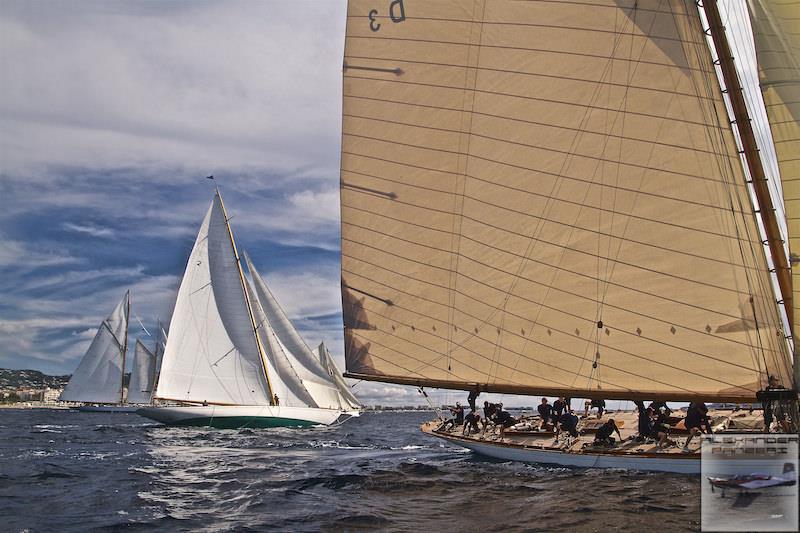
[422,423,700,474]
[137,405,355,428]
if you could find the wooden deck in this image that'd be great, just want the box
[423,408,765,459]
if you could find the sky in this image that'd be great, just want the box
[0,1,783,408]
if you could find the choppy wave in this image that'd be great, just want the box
[0,410,701,532]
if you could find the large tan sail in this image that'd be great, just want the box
[340,0,794,401]
[749,0,800,358]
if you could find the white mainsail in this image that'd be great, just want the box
[154,193,272,405]
[317,341,362,410]
[60,291,130,404]
[127,339,156,404]
[339,0,795,401]
[243,252,344,409]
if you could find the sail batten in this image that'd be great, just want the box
[340,0,794,400]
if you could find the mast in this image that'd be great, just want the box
[120,290,130,405]
[701,0,793,337]
[151,319,160,401]
[215,189,276,404]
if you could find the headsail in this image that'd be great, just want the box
[245,276,319,408]
[60,291,130,403]
[339,0,794,401]
[127,339,156,404]
[749,0,800,357]
[155,193,272,405]
[318,341,362,410]
[243,252,344,408]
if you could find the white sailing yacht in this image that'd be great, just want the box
[60,290,139,412]
[138,190,360,428]
[337,0,798,472]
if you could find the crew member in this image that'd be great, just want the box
[594,419,621,446]
[463,409,481,436]
[557,410,579,440]
[441,402,464,431]
[682,401,711,452]
[537,398,553,428]
[467,386,480,412]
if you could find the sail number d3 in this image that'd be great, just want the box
[369,0,405,32]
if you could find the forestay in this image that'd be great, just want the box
[155,195,272,405]
[340,0,794,401]
[60,291,129,404]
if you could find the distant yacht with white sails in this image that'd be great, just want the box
[60,291,166,411]
[59,291,139,412]
[138,190,361,428]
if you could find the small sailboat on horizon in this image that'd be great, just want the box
[138,190,361,428]
[59,290,141,412]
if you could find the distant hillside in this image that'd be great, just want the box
[0,369,70,389]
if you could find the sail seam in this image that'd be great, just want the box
[343,76,731,130]
[342,159,758,237]
[344,54,721,101]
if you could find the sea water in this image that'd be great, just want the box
[0,410,700,531]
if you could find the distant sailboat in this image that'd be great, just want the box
[338,0,798,472]
[60,291,139,412]
[138,190,360,428]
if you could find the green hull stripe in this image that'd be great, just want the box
[170,416,319,429]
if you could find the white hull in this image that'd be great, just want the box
[137,404,357,428]
[427,430,699,474]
